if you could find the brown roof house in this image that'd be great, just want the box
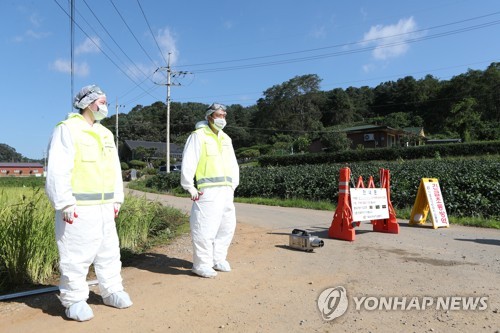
[344,125,425,149]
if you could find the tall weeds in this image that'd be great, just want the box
[0,187,188,292]
[0,188,58,287]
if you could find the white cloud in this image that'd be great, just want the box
[29,13,42,28]
[75,37,101,55]
[13,29,50,42]
[362,17,420,60]
[25,29,51,39]
[310,25,327,39]
[362,63,376,73]
[360,7,368,20]
[156,27,179,65]
[12,11,50,42]
[50,59,89,77]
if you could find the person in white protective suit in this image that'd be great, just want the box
[181,102,240,278]
[45,85,132,321]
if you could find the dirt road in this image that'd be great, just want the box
[1,190,499,332]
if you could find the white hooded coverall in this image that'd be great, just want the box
[181,122,239,273]
[45,114,125,308]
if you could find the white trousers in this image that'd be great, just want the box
[190,186,236,271]
[55,203,124,307]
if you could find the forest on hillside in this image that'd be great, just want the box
[2,62,499,162]
[101,62,500,154]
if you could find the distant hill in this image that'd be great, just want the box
[0,143,40,163]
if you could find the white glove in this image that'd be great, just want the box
[188,188,202,201]
[113,203,121,218]
[62,204,77,224]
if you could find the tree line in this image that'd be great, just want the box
[1,62,498,162]
[102,62,499,156]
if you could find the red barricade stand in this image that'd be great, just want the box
[356,175,365,188]
[328,167,356,241]
[329,167,399,241]
[371,168,400,234]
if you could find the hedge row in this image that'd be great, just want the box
[0,176,45,188]
[258,141,500,167]
[149,157,500,219]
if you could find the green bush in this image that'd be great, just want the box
[128,159,147,169]
[143,167,157,175]
[234,157,500,219]
[237,148,260,159]
[258,141,500,167]
[145,173,182,192]
[142,155,500,219]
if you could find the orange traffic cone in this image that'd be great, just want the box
[328,167,356,241]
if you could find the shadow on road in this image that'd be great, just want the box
[123,252,193,276]
[4,289,105,320]
[455,238,500,246]
[267,225,374,239]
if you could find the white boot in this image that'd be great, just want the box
[192,266,218,278]
[213,260,231,272]
[65,301,94,321]
[103,291,133,309]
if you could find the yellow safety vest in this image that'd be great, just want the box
[195,126,234,189]
[60,113,117,205]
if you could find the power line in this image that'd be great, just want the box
[53,0,158,100]
[109,0,158,68]
[185,19,500,74]
[57,1,500,109]
[80,0,165,102]
[81,0,150,82]
[176,11,500,69]
[136,0,169,66]
[177,12,500,73]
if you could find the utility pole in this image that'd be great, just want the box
[153,52,192,173]
[115,98,125,148]
[166,56,171,173]
[43,150,47,177]
[70,0,75,110]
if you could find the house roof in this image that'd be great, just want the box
[123,140,183,154]
[342,124,398,132]
[343,125,402,133]
[0,162,43,168]
[342,124,424,137]
[404,127,425,137]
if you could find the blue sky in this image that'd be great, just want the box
[1,0,499,159]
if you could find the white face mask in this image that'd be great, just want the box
[92,104,108,121]
[213,118,226,130]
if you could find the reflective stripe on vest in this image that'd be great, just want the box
[60,113,117,205]
[73,192,115,201]
[194,126,234,189]
[197,176,233,186]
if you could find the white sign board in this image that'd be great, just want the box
[350,188,389,222]
[424,181,449,228]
